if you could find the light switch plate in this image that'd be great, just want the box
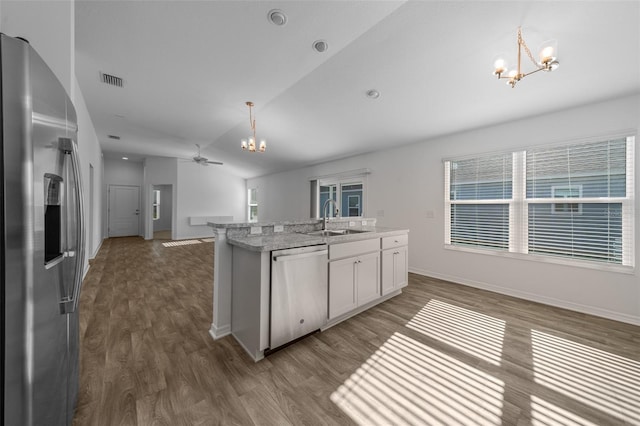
[274,225,284,233]
[250,226,262,235]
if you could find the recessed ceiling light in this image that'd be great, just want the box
[268,9,287,26]
[312,40,329,53]
[366,89,381,99]
[122,157,128,160]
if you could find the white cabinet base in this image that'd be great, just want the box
[323,288,402,331]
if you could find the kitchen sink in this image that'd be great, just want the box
[305,229,370,237]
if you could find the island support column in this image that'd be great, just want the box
[210,227,232,338]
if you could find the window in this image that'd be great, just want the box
[444,136,635,268]
[446,153,512,250]
[551,185,582,214]
[248,188,258,222]
[152,190,160,220]
[313,171,367,218]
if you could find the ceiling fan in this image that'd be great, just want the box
[190,144,223,166]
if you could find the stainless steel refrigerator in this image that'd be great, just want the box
[1,34,85,425]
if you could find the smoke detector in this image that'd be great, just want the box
[312,40,329,53]
[268,9,287,26]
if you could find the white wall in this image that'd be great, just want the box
[75,81,104,259]
[104,158,144,237]
[0,0,75,97]
[1,0,105,270]
[248,94,640,325]
[176,162,245,239]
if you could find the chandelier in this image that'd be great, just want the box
[240,101,266,153]
[493,27,559,88]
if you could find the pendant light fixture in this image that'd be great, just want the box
[240,101,266,153]
[493,27,560,88]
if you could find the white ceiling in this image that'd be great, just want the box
[75,1,640,179]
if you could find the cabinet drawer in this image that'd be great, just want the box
[329,238,380,260]
[381,234,408,250]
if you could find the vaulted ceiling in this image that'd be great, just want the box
[75,1,640,178]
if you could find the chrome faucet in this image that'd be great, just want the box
[322,199,339,230]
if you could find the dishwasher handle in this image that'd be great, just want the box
[273,249,328,262]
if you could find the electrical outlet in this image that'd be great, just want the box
[362,220,367,226]
[426,210,435,219]
[349,221,356,227]
[274,225,284,233]
[250,226,262,235]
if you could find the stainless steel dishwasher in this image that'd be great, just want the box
[270,244,328,349]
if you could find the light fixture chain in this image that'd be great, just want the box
[518,27,540,68]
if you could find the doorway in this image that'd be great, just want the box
[108,185,140,237]
[152,184,173,240]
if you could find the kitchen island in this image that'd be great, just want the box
[208,218,409,361]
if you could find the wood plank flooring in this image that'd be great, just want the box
[73,236,640,425]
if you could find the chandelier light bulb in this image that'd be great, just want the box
[493,56,508,77]
[538,40,558,65]
[241,139,248,150]
[259,140,266,152]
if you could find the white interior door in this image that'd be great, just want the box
[108,185,140,237]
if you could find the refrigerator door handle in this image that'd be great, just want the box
[59,137,85,314]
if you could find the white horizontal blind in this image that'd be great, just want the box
[525,137,633,265]
[446,154,513,250]
[444,135,634,268]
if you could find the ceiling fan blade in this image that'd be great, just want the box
[207,160,223,165]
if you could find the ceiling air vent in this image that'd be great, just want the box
[107,134,121,140]
[100,72,123,88]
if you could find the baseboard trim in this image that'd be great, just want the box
[90,238,104,260]
[408,267,640,326]
[209,323,231,340]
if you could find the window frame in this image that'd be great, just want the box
[152,189,160,221]
[444,135,635,273]
[550,185,583,215]
[247,187,258,223]
[314,174,367,219]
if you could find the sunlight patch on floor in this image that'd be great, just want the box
[162,240,202,247]
[406,299,505,365]
[531,329,640,424]
[530,396,600,426]
[331,332,504,425]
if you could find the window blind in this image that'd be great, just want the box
[444,136,635,268]
[446,154,513,250]
[525,138,633,265]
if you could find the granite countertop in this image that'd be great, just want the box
[227,226,409,252]
[208,219,321,229]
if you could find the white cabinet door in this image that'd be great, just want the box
[356,251,380,306]
[329,257,357,319]
[382,246,408,295]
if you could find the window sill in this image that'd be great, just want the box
[444,244,635,275]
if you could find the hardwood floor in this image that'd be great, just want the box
[74,236,640,425]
